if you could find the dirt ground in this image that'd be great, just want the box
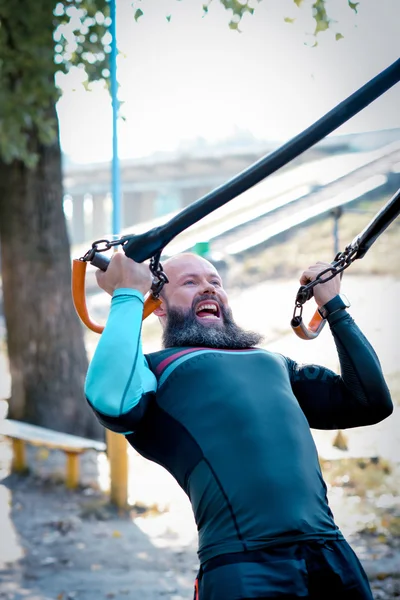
[0,475,197,600]
[0,444,399,600]
[0,274,399,599]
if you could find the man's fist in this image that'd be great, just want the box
[95,252,152,297]
[300,261,341,308]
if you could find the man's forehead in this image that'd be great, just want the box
[163,254,219,279]
[176,269,219,281]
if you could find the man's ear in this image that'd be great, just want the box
[153,299,167,317]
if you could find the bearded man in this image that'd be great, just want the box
[85,252,392,600]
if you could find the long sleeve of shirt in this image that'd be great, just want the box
[84,289,157,434]
[286,309,393,430]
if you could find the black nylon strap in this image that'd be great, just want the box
[122,58,400,263]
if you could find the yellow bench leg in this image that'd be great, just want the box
[12,439,27,472]
[66,452,80,489]
[107,430,128,509]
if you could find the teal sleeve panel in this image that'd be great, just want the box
[287,310,393,430]
[84,288,157,432]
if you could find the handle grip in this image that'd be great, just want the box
[291,310,326,340]
[291,262,345,340]
[90,252,110,271]
[71,255,161,334]
[72,259,104,334]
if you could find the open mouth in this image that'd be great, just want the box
[195,301,221,321]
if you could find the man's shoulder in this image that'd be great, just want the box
[145,347,194,361]
[145,346,285,380]
[145,347,197,376]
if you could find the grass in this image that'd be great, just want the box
[321,456,396,499]
[320,456,400,541]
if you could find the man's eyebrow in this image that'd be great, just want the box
[178,272,221,281]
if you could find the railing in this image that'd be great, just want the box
[162,142,400,257]
[69,141,400,258]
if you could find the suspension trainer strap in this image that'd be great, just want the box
[291,187,400,340]
[73,60,400,333]
[121,59,400,263]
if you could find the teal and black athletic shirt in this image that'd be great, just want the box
[85,289,393,564]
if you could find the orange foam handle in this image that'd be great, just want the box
[72,259,104,334]
[291,309,326,340]
[72,259,161,334]
[143,294,162,318]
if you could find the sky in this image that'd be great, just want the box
[57,0,400,164]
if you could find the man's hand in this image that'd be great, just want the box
[95,252,152,297]
[300,261,341,308]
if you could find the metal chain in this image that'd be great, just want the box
[81,236,359,310]
[80,237,126,262]
[293,243,359,320]
[80,238,169,297]
[149,252,169,298]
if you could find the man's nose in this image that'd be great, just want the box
[201,280,216,294]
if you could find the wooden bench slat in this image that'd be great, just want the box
[0,419,129,505]
[0,419,106,453]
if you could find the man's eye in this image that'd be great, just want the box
[211,280,221,286]
[183,280,195,285]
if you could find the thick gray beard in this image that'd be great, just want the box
[162,299,263,350]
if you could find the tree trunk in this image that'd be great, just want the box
[0,109,103,440]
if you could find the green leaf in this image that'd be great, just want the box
[312,0,330,35]
[315,18,329,33]
[0,0,110,166]
[82,79,93,91]
[0,0,364,168]
[348,1,359,13]
[335,32,344,41]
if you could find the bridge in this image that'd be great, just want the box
[161,141,400,258]
[64,129,400,248]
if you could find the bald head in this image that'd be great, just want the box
[162,253,220,286]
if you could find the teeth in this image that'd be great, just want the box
[196,303,218,313]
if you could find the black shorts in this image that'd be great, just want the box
[194,539,373,600]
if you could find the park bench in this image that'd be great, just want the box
[0,419,106,489]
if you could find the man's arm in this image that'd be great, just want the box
[84,254,156,434]
[286,261,392,429]
[286,308,393,430]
